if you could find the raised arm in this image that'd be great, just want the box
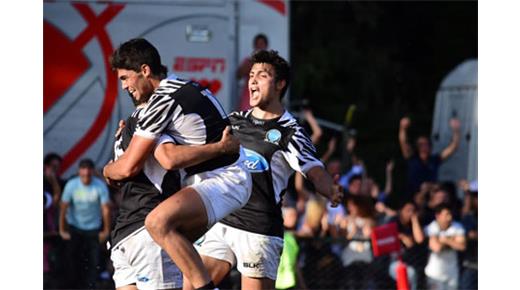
[411,213,425,244]
[154,126,240,170]
[383,160,394,195]
[440,118,461,161]
[302,109,323,145]
[399,117,412,159]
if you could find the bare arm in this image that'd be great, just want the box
[98,203,111,243]
[399,117,412,159]
[154,126,239,170]
[429,236,444,253]
[440,235,466,251]
[59,202,70,240]
[411,214,425,244]
[294,172,312,213]
[306,166,343,207]
[440,118,461,161]
[303,109,323,144]
[103,135,157,180]
[383,160,394,195]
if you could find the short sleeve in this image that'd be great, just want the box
[281,126,323,177]
[425,222,439,237]
[96,179,110,204]
[157,134,177,145]
[452,222,466,236]
[135,93,177,140]
[61,179,74,203]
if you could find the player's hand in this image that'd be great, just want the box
[114,119,126,139]
[59,230,71,241]
[329,174,344,208]
[400,117,411,130]
[449,118,461,131]
[99,230,109,243]
[219,126,240,154]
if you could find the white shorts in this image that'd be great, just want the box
[195,222,284,280]
[183,147,252,228]
[110,227,182,290]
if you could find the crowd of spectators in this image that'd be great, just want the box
[43,109,477,290]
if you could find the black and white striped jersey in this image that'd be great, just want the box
[134,74,238,176]
[110,107,181,248]
[220,110,324,237]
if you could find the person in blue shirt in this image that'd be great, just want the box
[59,158,111,289]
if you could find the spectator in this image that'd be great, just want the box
[387,201,425,290]
[399,117,461,195]
[424,203,466,290]
[298,198,342,289]
[339,194,375,289]
[236,33,269,110]
[324,158,346,239]
[44,191,58,289]
[294,107,324,213]
[459,180,478,290]
[59,158,111,289]
[422,186,450,226]
[44,152,65,206]
[298,198,328,238]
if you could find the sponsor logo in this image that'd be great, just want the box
[194,235,206,246]
[243,262,262,269]
[137,275,149,282]
[265,129,282,145]
[243,149,269,173]
[376,236,397,246]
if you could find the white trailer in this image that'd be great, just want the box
[43,0,289,177]
[431,59,478,195]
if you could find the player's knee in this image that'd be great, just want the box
[145,210,168,238]
[145,209,181,238]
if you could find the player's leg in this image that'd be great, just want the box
[183,256,232,290]
[233,229,284,290]
[242,276,275,290]
[145,187,213,289]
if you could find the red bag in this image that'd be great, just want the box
[371,222,401,257]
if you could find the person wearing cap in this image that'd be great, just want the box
[59,158,111,289]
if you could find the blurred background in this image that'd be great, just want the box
[43,1,477,289]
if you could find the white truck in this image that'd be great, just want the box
[431,59,478,195]
[44,0,289,177]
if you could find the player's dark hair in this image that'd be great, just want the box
[251,49,291,99]
[434,202,452,215]
[253,33,269,47]
[79,158,95,169]
[110,38,167,78]
[348,174,362,185]
[44,152,62,166]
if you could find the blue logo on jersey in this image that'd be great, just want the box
[265,129,282,145]
[243,148,269,173]
[137,275,150,282]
